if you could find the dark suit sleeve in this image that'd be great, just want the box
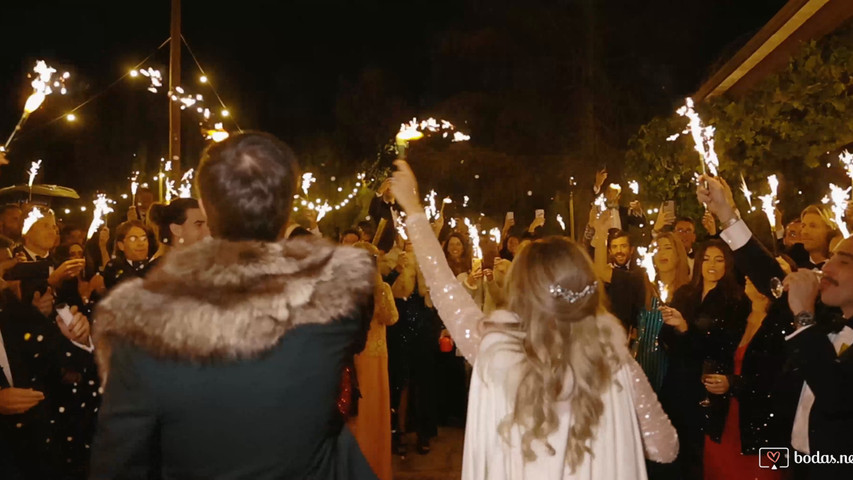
[89,345,158,480]
[787,325,853,415]
[732,236,786,299]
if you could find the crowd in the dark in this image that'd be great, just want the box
[1,132,852,480]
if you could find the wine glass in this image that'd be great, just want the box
[699,359,718,407]
[769,268,824,299]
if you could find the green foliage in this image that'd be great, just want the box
[626,24,853,222]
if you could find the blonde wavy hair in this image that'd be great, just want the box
[498,236,622,471]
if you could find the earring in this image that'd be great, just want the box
[178,237,185,245]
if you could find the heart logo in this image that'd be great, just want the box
[766,451,780,464]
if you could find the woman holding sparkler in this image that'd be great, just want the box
[658,239,749,479]
[390,159,677,479]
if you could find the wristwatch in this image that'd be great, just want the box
[719,211,741,230]
[794,311,816,329]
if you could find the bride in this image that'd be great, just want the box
[389,160,678,479]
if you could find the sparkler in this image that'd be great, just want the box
[739,174,754,211]
[424,190,439,221]
[314,201,332,222]
[628,181,639,196]
[823,184,851,238]
[86,194,115,239]
[556,214,566,231]
[758,175,780,230]
[394,117,470,158]
[657,280,670,304]
[22,208,44,236]
[636,246,657,286]
[301,173,316,195]
[390,209,407,240]
[593,194,607,213]
[5,61,69,151]
[130,171,140,206]
[464,218,482,260]
[26,159,42,201]
[205,123,229,143]
[489,227,501,246]
[179,169,194,198]
[839,150,853,185]
[463,195,470,207]
[165,178,177,203]
[135,67,163,93]
[673,98,719,178]
[449,218,457,229]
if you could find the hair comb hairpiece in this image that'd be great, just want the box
[549,281,598,303]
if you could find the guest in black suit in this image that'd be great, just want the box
[0,288,95,480]
[701,175,853,479]
[796,205,838,270]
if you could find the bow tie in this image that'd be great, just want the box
[130,260,147,270]
[828,315,853,334]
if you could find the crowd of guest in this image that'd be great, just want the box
[1,132,853,480]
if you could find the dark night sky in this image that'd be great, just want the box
[0,0,787,205]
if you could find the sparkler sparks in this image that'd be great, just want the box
[86,195,115,239]
[179,169,194,198]
[658,280,670,304]
[759,175,780,230]
[464,218,482,259]
[27,160,42,188]
[130,171,140,205]
[839,150,853,183]
[489,227,501,246]
[395,117,470,157]
[628,181,639,195]
[674,97,720,177]
[301,173,316,195]
[740,174,754,210]
[636,246,658,286]
[594,194,607,213]
[22,208,44,236]
[823,184,851,238]
[463,195,470,207]
[5,61,69,150]
[556,214,566,231]
[424,190,439,221]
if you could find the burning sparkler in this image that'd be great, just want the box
[464,218,482,260]
[394,117,470,158]
[628,181,639,196]
[301,173,316,195]
[758,175,780,230]
[21,207,44,236]
[489,227,501,246]
[130,171,140,206]
[594,194,607,213]
[823,183,851,238]
[556,214,566,231]
[739,174,754,211]
[839,150,853,185]
[179,169,194,198]
[5,61,69,151]
[672,98,720,178]
[424,190,439,221]
[87,194,115,239]
[636,246,657,286]
[27,160,41,188]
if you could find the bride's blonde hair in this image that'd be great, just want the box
[499,236,622,471]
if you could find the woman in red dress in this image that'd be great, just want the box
[703,275,800,479]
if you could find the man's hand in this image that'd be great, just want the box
[784,270,820,317]
[0,388,44,415]
[702,211,717,236]
[696,175,738,225]
[48,259,86,288]
[594,168,608,193]
[56,306,91,345]
[32,288,54,317]
[703,374,730,395]
[628,200,643,217]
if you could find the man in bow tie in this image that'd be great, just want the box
[698,175,853,479]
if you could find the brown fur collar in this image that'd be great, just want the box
[93,235,375,376]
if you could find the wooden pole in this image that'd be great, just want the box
[168,0,182,185]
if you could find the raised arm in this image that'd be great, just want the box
[625,358,679,463]
[406,212,485,363]
[390,160,485,363]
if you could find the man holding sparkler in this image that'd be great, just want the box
[699,174,853,479]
